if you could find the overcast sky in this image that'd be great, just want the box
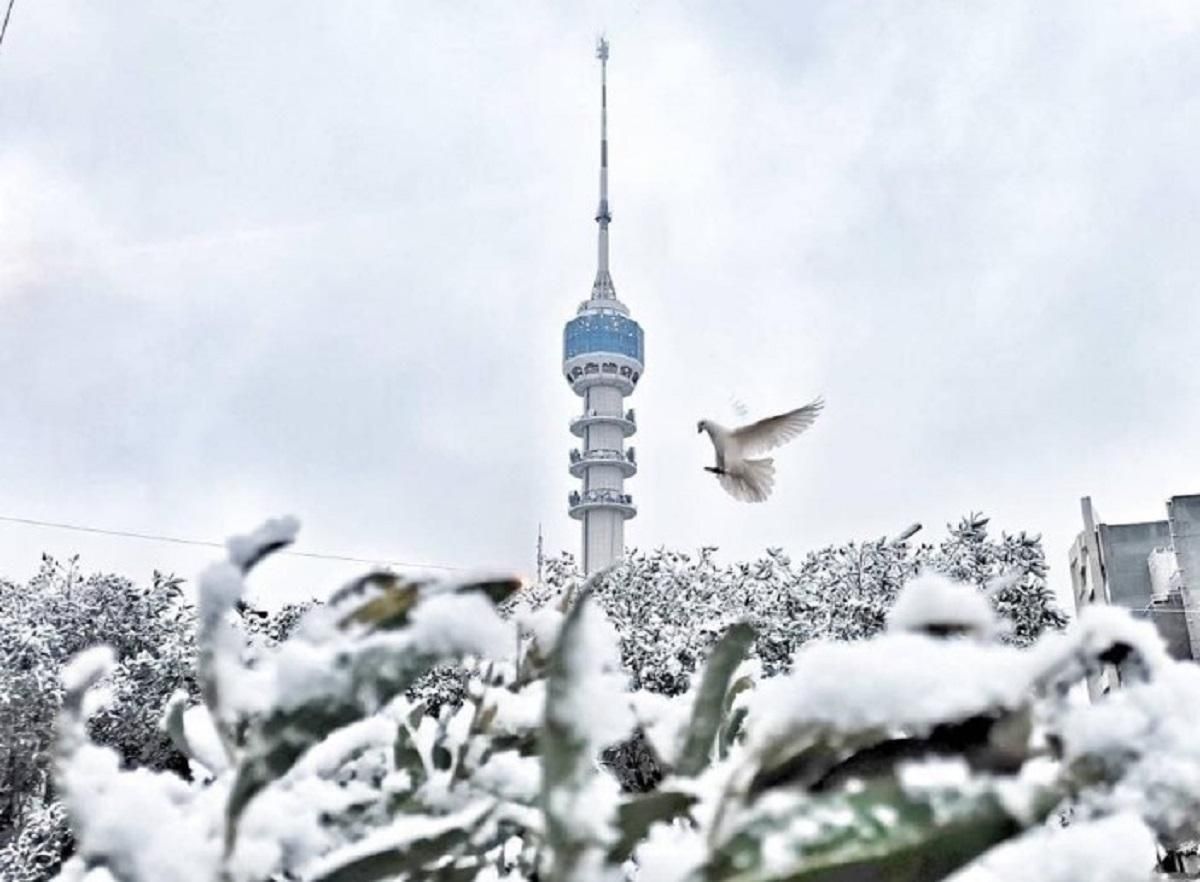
[2,1,1198,607]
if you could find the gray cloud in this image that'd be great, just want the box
[2,1,1198,605]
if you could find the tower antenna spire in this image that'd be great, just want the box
[592,36,615,300]
[536,522,544,584]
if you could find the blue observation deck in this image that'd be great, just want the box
[564,313,644,364]
[562,312,644,395]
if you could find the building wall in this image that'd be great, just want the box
[1069,526,1111,701]
[1071,494,1200,700]
[589,463,623,492]
[1096,521,1173,608]
[587,385,623,417]
[585,386,626,476]
[584,509,622,573]
[1147,590,1194,666]
[580,374,628,571]
[1069,498,1106,609]
[1167,495,1200,660]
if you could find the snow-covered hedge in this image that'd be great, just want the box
[47,520,1200,882]
[532,514,1064,697]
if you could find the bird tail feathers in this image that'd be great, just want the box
[718,457,775,503]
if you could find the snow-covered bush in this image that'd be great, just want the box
[48,520,1200,882]
[539,514,1064,698]
[0,558,321,882]
[931,513,1063,647]
[0,558,197,877]
[0,801,71,882]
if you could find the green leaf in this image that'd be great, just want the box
[676,623,756,777]
[162,691,191,760]
[309,804,493,882]
[747,728,890,799]
[393,711,426,781]
[719,706,749,761]
[456,577,525,608]
[702,778,1058,882]
[337,575,522,633]
[225,576,519,849]
[540,586,602,882]
[337,575,423,631]
[607,789,697,864]
[226,644,441,850]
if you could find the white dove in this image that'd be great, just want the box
[698,398,824,502]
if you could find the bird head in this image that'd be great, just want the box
[696,420,706,434]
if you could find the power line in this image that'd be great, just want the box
[0,0,14,52]
[0,513,465,572]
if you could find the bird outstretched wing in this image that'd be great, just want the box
[731,398,824,457]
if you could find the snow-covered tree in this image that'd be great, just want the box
[535,514,1064,699]
[0,558,197,879]
[923,513,1067,646]
[0,563,312,881]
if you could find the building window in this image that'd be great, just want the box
[563,314,645,362]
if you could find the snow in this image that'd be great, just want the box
[982,568,1023,596]
[225,516,300,570]
[553,600,634,753]
[992,758,1060,826]
[546,764,624,865]
[541,600,635,861]
[58,742,221,882]
[287,716,397,780]
[887,572,997,638]
[953,813,1156,882]
[256,590,513,718]
[1059,661,1200,842]
[61,646,115,694]
[197,561,245,626]
[490,681,546,735]
[53,867,120,882]
[1072,604,1171,675]
[751,595,1184,752]
[898,757,972,793]
[304,800,493,880]
[407,590,513,660]
[516,605,565,653]
[264,637,351,714]
[180,703,230,775]
[382,768,414,794]
[232,776,376,882]
[749,632,1034,743]
[473,750,541,803]
[630,690,692,766]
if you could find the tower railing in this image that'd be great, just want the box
[567,488,637,520]
[569,408,637,437]
[569,447,635,464]
[568,447,637,478]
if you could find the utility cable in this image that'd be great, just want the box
[0,0,15,53]
[0,513,465,572]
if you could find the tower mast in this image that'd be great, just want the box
[537,522,544,584]
[593,36,614,300]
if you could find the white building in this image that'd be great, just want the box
[562,39,645,573]
[1069,493,1200,700]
